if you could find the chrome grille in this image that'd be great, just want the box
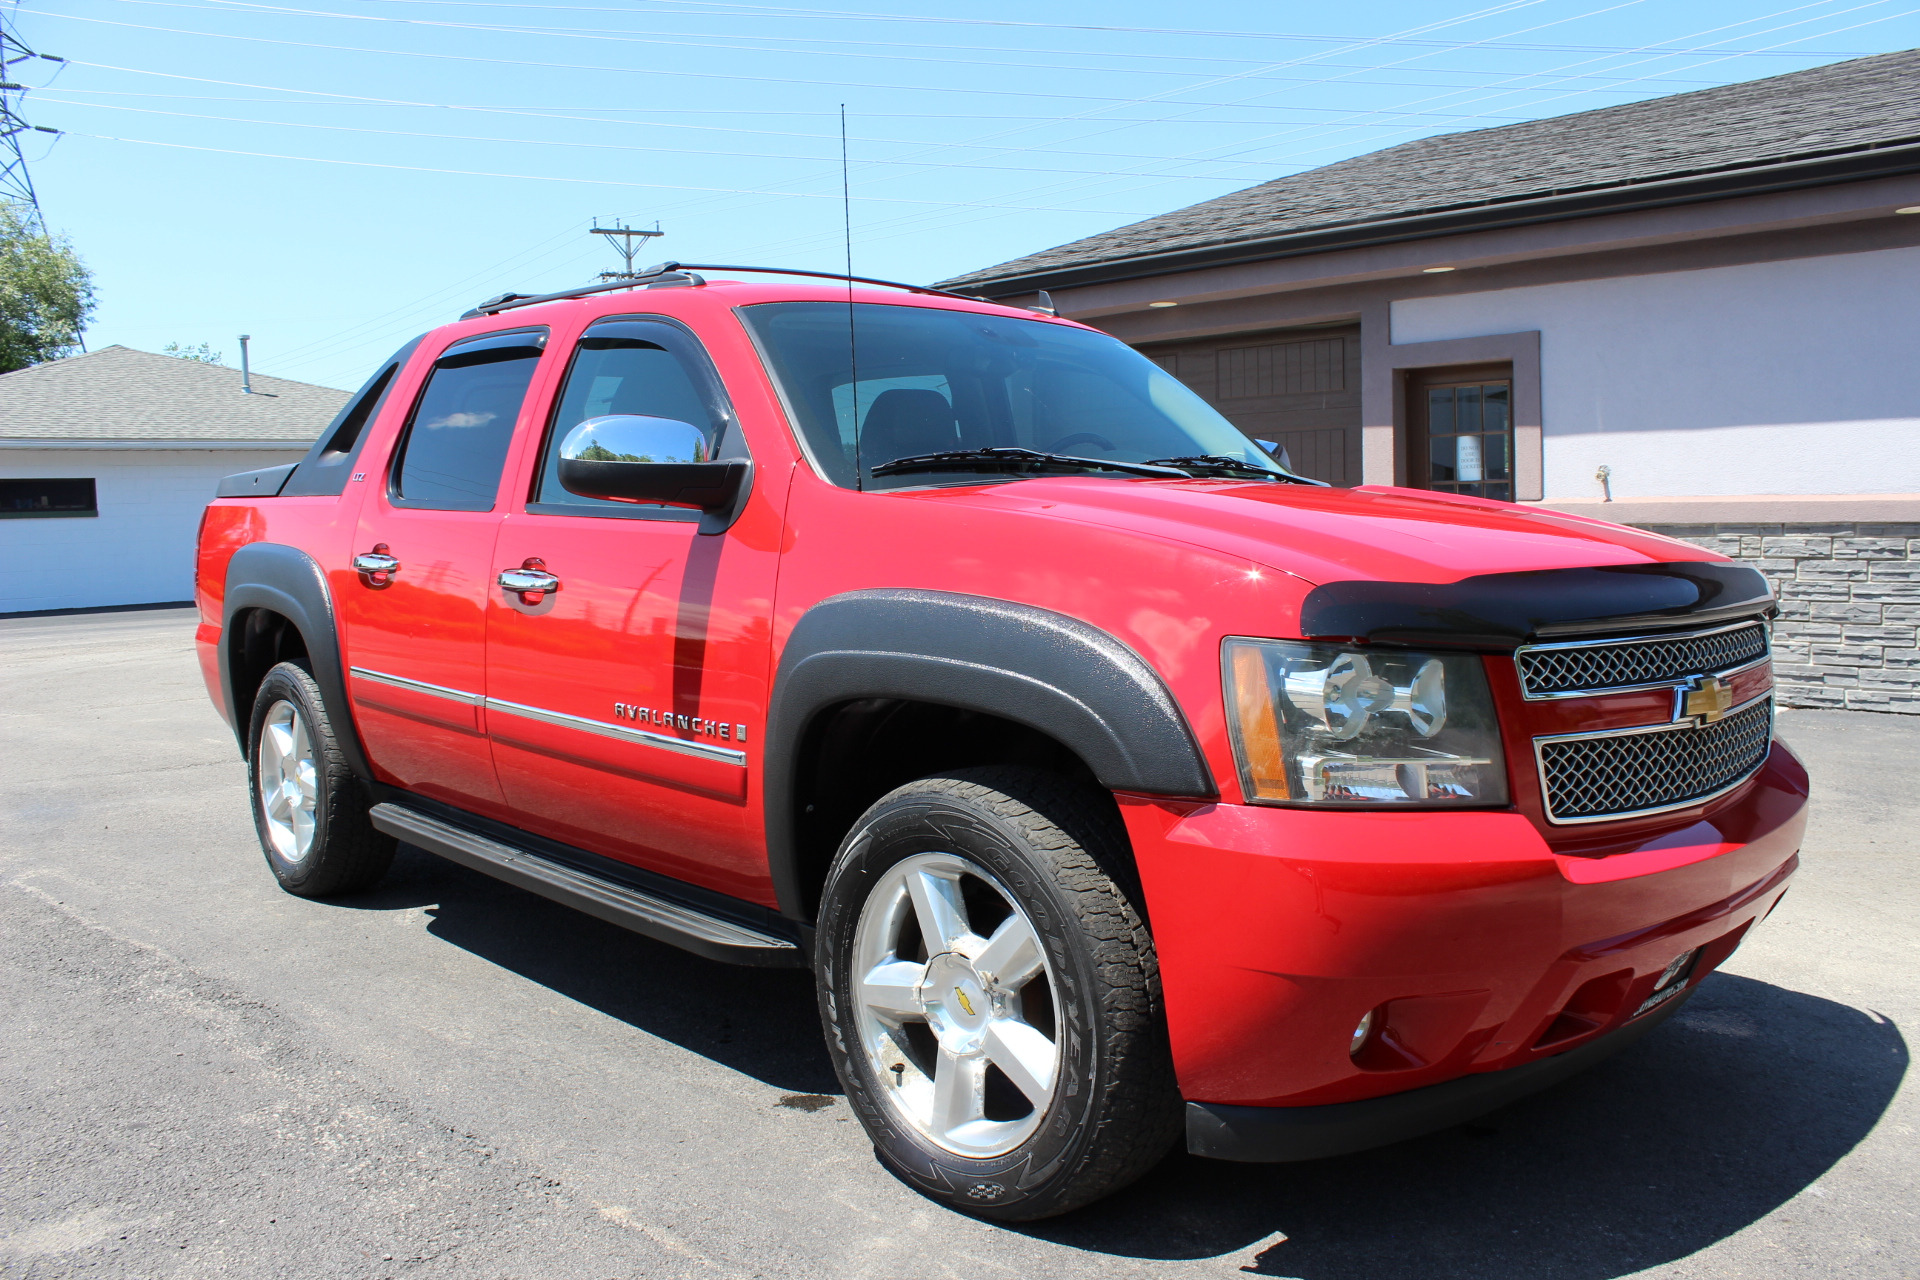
[1536,697,1773,823]
[1517,621,1769,697]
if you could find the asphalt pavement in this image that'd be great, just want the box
[1,606,1913,1280]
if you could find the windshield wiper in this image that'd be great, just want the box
[869,447,1190,480]
[1143,455,1328,486]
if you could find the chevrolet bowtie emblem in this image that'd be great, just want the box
[954,989,977,1017]
[1680,675,1734,724]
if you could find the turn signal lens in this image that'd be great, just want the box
[1230,642,1290,800]
[1223,638,1507,808]
[1351,1010,1376,1056]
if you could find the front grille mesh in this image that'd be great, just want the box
[1519,623,1768,696]
[1539,698,1773,822]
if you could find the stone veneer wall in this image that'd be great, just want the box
[1636,522,1920,714]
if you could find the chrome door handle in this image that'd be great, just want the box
[498,557,561,604]
[353,544,400,587]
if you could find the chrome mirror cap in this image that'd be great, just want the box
[555,414,746,514]
[559,415,711,466]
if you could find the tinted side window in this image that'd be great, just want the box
[533,320,734,514]
[392,338,544,511]
[281,336,423,498]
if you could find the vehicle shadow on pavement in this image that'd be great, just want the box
[330,849,1904,1278]
[344,844,841,1096]
[1020,972,1906,1279]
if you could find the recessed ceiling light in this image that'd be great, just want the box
[1423,266,1456,273]
[1897,206,1920,215]
[1148,300,1179,308]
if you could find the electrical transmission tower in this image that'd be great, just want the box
[0,2,64,222]
[590,220,663,280]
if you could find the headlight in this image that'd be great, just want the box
[1224,638,1508,807]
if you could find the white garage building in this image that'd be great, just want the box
[0,345,347,614]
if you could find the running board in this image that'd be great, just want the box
[369,803,805,968]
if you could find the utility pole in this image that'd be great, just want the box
[590,220,663,280]
[0,2,64,221]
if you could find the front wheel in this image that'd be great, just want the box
[815,767,1180,1220]
[247,661,395,897]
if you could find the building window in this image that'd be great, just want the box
[1408,368,1512,501]
[0,477,97,518]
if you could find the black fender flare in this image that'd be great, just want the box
[220,542,372,780]
[763,588,1217,920]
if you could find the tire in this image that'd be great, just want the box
[815,766,1181,1220]
[246,661,396,898]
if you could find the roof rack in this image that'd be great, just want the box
[460,262,1003,320]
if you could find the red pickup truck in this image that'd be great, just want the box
[196,264,1805,1220]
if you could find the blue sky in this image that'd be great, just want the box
[12,0,1920,390]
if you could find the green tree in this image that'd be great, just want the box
[163,341,224,365]
[0,201,94,373]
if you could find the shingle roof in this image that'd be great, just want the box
[0,345,349,444]
[942,48,1920,292]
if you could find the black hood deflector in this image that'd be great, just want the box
[1299,561,1774,650]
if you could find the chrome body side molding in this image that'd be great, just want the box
[483,696,746,766]
[349,666,484,705]
[347,669,746,767]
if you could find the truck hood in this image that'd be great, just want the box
[906,477,1715,586]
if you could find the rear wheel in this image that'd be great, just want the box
[816,767,1180,1220]
[247,661,395,897]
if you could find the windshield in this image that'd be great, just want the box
[740,301,1293,491]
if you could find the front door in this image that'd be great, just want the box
[484,317,780,903]
[340,328,549,816]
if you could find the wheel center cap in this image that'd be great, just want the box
[919,953,992,1048]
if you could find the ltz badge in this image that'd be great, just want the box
[612,702,747,744]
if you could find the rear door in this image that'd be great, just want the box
[483,316,781,902]
[340,328,548,816]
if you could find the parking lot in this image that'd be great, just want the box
[1,605,1914,1279]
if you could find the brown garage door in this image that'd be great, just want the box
[1135,325,1362,486]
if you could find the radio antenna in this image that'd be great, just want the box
[842,103,862,492]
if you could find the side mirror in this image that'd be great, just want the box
[556,415,748,513]
[1254,437,1293,472]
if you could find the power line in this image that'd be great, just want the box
[36,9,1705,114]
[102,0,1753,90]
[61,131,1142,211]
[717,0,1909,264]
[32,97,1327,178]
[84,0,1770,97]
[30,86,1545,134]
[692,0,1637,254]
[173,0,1889,57]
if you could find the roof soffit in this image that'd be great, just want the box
[1046,167,1920,318]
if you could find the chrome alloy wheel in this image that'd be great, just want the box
[256,698,319,863]
[852,851,1059,1158]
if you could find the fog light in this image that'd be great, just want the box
[1350,1010,1375,1056]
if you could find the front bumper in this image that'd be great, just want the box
[1119,740,1807,1131]
[1187,985,1692,1161]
